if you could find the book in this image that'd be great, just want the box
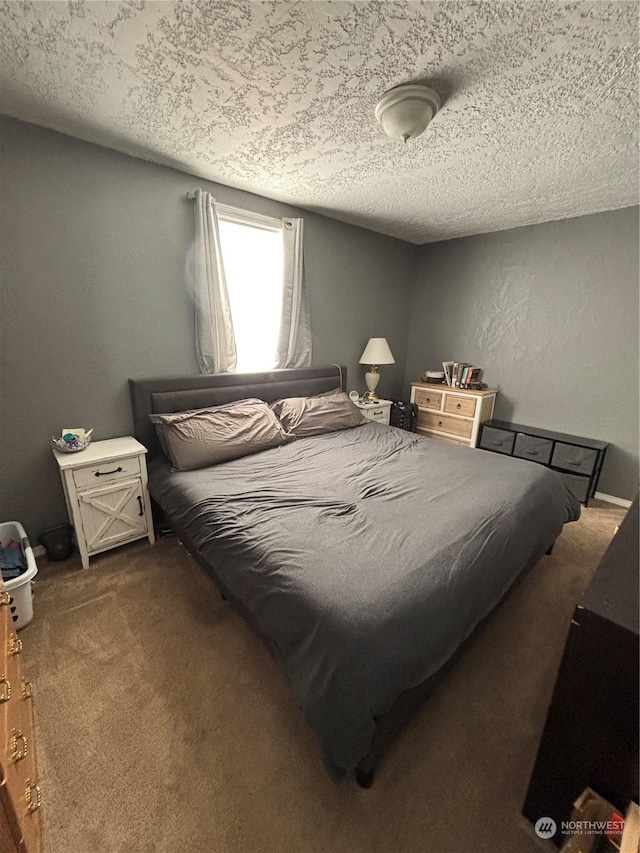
[442,361,454,386]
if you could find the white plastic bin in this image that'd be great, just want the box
[0,521,38,629]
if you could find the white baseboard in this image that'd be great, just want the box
[594,491,633,508]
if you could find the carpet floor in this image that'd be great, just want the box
[21,499,626,853]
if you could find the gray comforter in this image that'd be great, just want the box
[148,422,580,779]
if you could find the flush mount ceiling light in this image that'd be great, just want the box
[375,83,441,143]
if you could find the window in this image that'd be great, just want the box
[217,206,284,373]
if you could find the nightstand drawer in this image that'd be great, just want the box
[443,394,476,417]
[417,411,473,439]
[367,408,389,422]
[551,443,598,476]
[513,433,553,465]
[72,455,141,490]
[414,388,443,410]
[479,425,515,455]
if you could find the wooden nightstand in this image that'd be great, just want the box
[354,399,392,425]
[52,437,155,570]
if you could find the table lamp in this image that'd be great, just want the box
[359,338,395,402]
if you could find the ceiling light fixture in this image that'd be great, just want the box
[375,83,441,143]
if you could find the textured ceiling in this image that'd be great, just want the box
[0,1,638,244]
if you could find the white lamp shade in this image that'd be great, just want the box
[359,338,395,365]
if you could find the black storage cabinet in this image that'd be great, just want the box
[478,419,608,506]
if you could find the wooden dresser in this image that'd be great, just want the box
[410,382,497,447]
[523,496,639,843]
[0,584,41,853]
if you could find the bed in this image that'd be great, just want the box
[129,365,580,785]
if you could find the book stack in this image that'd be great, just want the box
[442,361,482,388]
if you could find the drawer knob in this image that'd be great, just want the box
[10,729,28,762]
[438,421,443,427]
[0,676,11,702]
[95,466,123,477]
[0,591,10,606]
[426,398,431,404]
[21,678,34,700]
[456,403,461,409]
[25,780,42,813]
[8,633,23,655]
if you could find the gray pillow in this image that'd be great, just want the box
[149,399,292,471]
[271,392,366,438]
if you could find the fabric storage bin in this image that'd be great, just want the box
[478,425,515,455]
[0,521,38,629]
[513,433,553,465]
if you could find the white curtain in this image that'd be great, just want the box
[276,218,312,369]
[193,189,237,374]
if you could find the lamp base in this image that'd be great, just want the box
[364,367,380,402]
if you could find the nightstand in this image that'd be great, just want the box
[52,436,155,570]
[354,399,392,425]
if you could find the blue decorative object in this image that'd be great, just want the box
[51,429,93,453]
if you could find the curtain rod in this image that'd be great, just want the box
[185,191,285,230]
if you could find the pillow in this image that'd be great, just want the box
[271,392,366,438]
[149,398,292,471]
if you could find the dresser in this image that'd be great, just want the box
[523,496,639,844]
[0,583,41,852]
[354,399,392,425]
[409,382,497,447]
[53,436,155,570]
[478,420,608,506]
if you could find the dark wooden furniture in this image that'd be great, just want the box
[522,495,639,844]
[478,419,608,505]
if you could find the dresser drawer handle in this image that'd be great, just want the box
[0,676,11,702]
[137,495,144,517]
[490,440,504,447]
[456,403,461,409]
[0,591,10,606]
[438,420,443,427]
[95,466,123,477]
[567,460,582,467]
[21,678,34,700]
[525,450,540,456]
[425,397,432,404]
[8,634,22,655]
[25,780,42,813]
[10,729,28,762]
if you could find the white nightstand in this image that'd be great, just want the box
[52,436,155,570]
[354,399,392,425]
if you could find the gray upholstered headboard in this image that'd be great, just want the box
[129,365,346,459]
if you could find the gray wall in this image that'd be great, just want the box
[405,208,639,501]
[0,116,416,538]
